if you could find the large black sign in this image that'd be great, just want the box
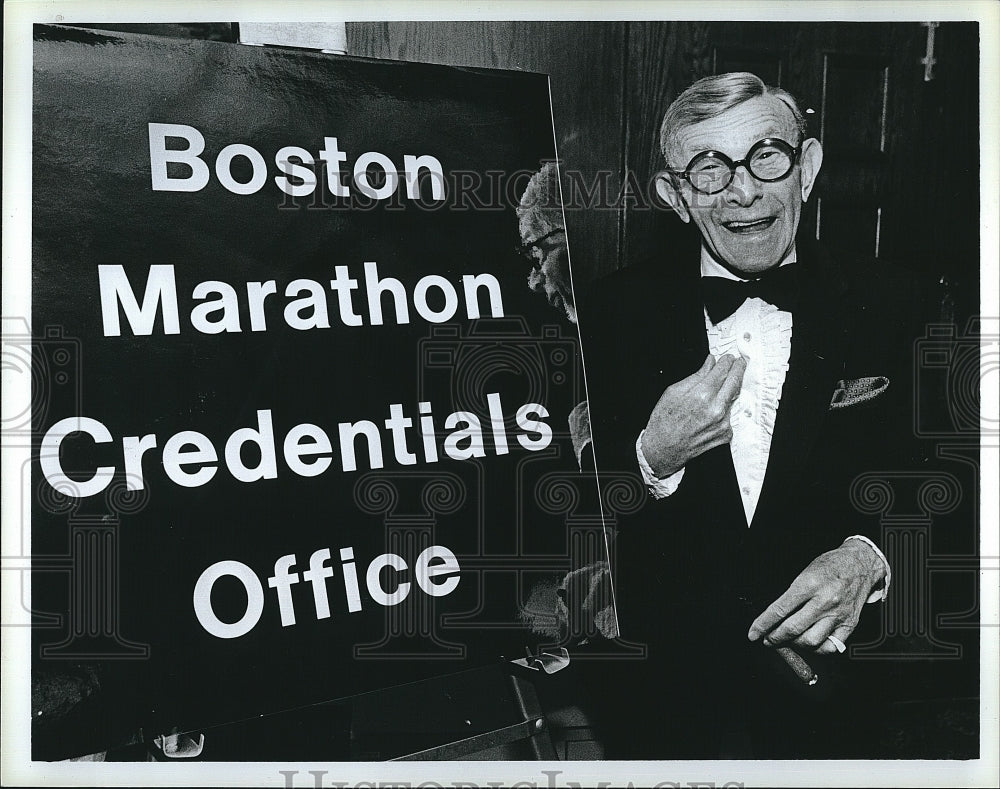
[31,24,605,755]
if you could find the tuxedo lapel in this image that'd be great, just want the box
[750,244,850,530]
[658,265,710,377]
[664,271,747,534]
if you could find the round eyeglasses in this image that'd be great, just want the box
[515,227,565,271]
[668,138,802,195]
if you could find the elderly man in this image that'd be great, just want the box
[581,72,932,758]
[517,162,594,467]
[517,161,577,324]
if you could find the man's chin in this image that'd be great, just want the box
[547,290,577,322]
[713,244,789,277]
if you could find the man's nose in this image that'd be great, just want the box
[724,164,763,206]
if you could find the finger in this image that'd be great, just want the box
[701,422,734,452]
[747,584,812,641]
[702,353,738,391]
[813,624,855,655]
[792,615,839,651]
[762,598,826,646]
[713,355,747,405]
[663,356,713,402]
[676,354,717,393]
[695,353,717,378]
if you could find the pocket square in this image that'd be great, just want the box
[829,376,890,409]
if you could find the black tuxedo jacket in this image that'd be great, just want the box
[578,238,936,751]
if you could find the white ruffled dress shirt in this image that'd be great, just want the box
[635,247,890,602]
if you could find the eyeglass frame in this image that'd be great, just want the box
[665,137,803,196]
[515,227,566,271]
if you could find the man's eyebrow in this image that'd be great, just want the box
[684,128,793,155]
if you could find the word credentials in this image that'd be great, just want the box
[40,395,551,497]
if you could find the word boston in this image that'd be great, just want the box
[30,24,607,757]
[147,123,447,202]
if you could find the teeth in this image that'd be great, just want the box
[725,218,772,230]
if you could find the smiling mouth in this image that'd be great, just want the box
[722,217,776,234]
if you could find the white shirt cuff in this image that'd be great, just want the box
[844,534,892,603]
[636,430,685,499]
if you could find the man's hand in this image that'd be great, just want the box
[641,353,746,478]
[747,540,887,654]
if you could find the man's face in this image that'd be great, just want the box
[518,216,576,323]
[528,242,575,323]
[659,95,823,276]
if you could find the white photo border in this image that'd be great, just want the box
[3,1,997,786]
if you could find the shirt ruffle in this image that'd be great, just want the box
[705,298,793,524]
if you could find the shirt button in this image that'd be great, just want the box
[743,408,753,419]
[743,331,752,342]
[742,486,751,496]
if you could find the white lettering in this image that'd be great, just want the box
[162,430,218,487]
[516,403,552,451]
[414,545,460,597]
[98,264,180,337]
[274,146,317,197]
[191,280,242,334]
[402,153,445,201]
[215,143,267,195]
[193,560,264,639]
[282,424,333,477]
[353,151,398,200]
[148,123,210,192]
[224,409,278,483]
[40,416,115,498]
[413,275,458,323]
[366,553,410,606]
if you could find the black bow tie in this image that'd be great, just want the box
[701,265,800,324]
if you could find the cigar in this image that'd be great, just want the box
[776,646,818,685]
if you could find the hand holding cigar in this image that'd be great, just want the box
[747,542,883,656]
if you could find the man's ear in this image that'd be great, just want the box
[799,138,824,202]
[655,174,691,223]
